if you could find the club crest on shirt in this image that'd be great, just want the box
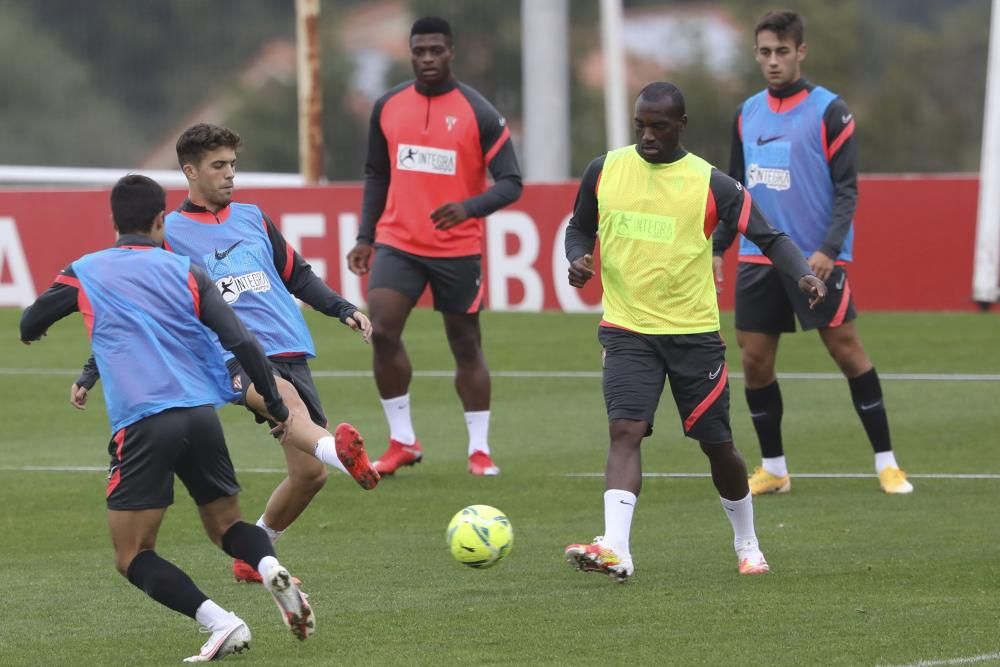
[396,144,457,175]
[216,272,271,304]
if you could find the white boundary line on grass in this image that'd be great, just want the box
[559,472,1000,479]
[0,465,290,473]
[2,466,999,480]
[880,651,1000,667]
[2,368,1000,381]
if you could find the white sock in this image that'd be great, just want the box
[761,455,788,478]
[465,410,491,456]
[314,436,349,474]
[602,489,636,557]
[381,394,416,445]
[875,450,899,473]
[256,555,281,583]
[195,599,235,631]
[721,492,759,551]
[256,515,285,544]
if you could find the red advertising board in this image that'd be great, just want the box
[0,176,981,311]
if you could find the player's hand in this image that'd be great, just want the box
[568,254,596,288]
[270,414,293,445]
[430,202,469,230]
[346,310,373,344]
[70,383,89,410]
[712,256,725,293]
[807,251,836,282]
[347,242,374,276]
[798,274,827,309]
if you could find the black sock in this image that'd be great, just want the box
[848,367,892,453]
[221,521,276,571]
[745,381,784,458]
[126,550,207,620]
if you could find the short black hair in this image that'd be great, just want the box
[175,123,242,168]
[110,174,166,234]
[755,11,805,46]
[637,82,686,116]
[411,16,452,40]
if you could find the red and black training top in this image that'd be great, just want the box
[359,78,522,258]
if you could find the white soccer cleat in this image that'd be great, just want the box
[564,536,635,583]
[735,538,770,575]
[263,566,315,641]
[183,613,251,662]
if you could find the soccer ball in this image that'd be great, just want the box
[446,504,513,568]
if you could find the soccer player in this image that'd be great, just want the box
[346,16,522,477]
[563,82,826,582]
[21,175,314,661]
[712,11,912,495]
[74,123,379,584]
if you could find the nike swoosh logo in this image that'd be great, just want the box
[859,400,883,411]
[842,114,853,124]
[835,274,846,290]
[708,363,723,380]
[756,134,784,146]
[619,500,634,506]
[749,411,768,418]
[214,240,242,261]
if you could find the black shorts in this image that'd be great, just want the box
[735,262,857,333]
[598,326,732,444]
[228,356,328,429]
[105,406,241,511]
[368,244,483,313]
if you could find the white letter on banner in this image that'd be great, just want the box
[0,217,36,307]
[553,213,602,313]
[486,211,543,311]
[280,213,327,282]
[337,213,365,308]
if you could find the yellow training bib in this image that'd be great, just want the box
[597,147,719,334]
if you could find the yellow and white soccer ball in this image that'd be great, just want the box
[446,504,513,568]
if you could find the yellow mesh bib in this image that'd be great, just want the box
[597,147,719,334]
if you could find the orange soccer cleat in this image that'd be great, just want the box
[372,439,423,475]
[334,422,380,490]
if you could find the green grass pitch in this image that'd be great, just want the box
[2,308,998,665]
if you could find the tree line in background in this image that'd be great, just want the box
[0,0,989,179]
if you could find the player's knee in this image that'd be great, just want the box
[114,549,139,577]
[291,464,328,495]
[828,341,868,374]
[371,326,403,351]
[609,419,647,446]
[452,344,483,367]
[700,440,737,459]
[741,351,771,377]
